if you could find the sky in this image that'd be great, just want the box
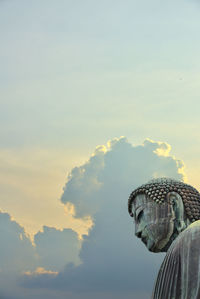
[1,0,200,298]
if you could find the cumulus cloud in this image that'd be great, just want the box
[22,137,186,298]
[34,226,81,271]
[0,211,37,299]
[61,137,185,218]
[0,211,81,273]
[0,211,37,274]
[0,211,81,298]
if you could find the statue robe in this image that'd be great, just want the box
[152,221,200,299]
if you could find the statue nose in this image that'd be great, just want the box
[135,230,142,238]
[135,224,142,238]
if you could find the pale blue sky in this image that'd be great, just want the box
[1,0,200,155]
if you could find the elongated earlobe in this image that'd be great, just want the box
[168,192,188,233]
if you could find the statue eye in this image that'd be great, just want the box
[136,210,144,222]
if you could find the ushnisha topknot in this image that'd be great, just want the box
[128,177,200,223]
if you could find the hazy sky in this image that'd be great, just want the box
[1,0,200,298]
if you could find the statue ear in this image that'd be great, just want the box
[167,192,187,233]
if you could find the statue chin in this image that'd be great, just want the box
[142,238,156,252]
[145,238,171,253]
[146,239,158,252]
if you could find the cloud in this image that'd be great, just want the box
[0,211,81,298]
[61,137,185,218]
[0,211,81,274]
[22,137,185,298]
[0,211,37,274]
[0,211,38,298]
[34,226,81,271]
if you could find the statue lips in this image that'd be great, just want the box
[142,237,147,245]
[141,233,147,245]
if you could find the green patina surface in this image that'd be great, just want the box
[128,178,200,299]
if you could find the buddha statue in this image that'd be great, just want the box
[128,178,200,299]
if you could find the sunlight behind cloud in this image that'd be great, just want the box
[24,267,58,276]
[0,147,92,239]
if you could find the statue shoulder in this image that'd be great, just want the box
[170,220,200,253]
[186,220,200,231]
[152,220,200,299]
[180,220,200,241]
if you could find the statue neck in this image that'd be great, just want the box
[161,217,191,252]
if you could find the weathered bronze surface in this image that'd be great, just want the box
[128,178,200,299]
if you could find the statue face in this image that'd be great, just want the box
[133,194,176,252]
